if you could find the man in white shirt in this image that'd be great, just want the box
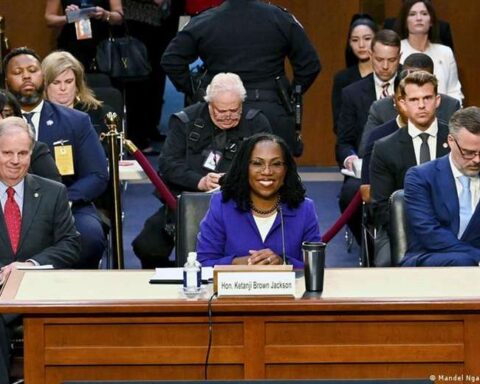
[369,70,450,266]
[402,106,480,266]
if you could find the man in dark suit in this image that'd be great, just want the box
[3,47,109,268]
[370,71,450,266]
[0,116,80,383]
[336,29,401,244]
[360,53,460,156]
[402,107,480,267]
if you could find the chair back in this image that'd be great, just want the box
[86,73,112,88]
[92,86,124,122]
[389,189,407,266]
[175,192,213,267]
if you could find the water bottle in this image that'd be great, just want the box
[183,252,202,297]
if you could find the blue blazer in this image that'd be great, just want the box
[39,100,108,203]
[196,192,321,268]
[401,155,480,266]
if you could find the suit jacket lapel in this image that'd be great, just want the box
[0,200,14,257]
[397,128,417,168]
[17,175,41,253]
[463,184,480,240]
[436,122,450,157]
[436,156,459,232]
[38,100,58,146]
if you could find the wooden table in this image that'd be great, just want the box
[2,267,480,384]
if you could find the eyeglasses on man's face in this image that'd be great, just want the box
[249,159,285,172]
[452,136,480,160]
[210,104,242,120]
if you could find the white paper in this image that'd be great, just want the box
[151,267,213,282]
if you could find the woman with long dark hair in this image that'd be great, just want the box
[197,133,321,267]
[331,14,378,133]
[396,0,463,103]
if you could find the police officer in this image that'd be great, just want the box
[161,0,321,156]
[132,73,272,268]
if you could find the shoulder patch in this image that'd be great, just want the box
[174,111,190,123]
[272,4,303,28]
[245,109,260,120]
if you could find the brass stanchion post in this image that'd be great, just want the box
[102,112,124,269]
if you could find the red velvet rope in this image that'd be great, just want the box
[129,149,177,211]
[321,190,362,243]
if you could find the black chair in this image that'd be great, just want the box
[92,86,124,123]
[86,73,112,88]
[389,189,407,266]
[175,192,213,267]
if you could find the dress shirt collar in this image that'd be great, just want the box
[0,179,25,212]
[407,118,438,138]
[373,73,396,98]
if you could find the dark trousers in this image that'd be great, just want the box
[73,205,107,269]
[124,13,180,149]
[132,205,175,269]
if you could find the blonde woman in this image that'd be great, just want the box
[42,50,112,136]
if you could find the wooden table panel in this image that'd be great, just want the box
[2,269,480,383]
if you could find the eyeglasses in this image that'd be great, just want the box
[452,137,480,160]
[0,107,14,119]
[210,105,242,120]
[249,160,285,172]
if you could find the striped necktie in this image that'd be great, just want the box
[380,82,390,99]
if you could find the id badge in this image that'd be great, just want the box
[54,144,75,176]
[203,151,222,171]
[75,18,93,40]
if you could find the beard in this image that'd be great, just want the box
[9,84,44,107]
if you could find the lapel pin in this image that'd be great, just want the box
[34,193,39,198]
[46,120,54,126]
[443,142,448,148]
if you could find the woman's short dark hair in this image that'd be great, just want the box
[345,14,378,67]
[395,0,440,42]
[0,89,22,117]
[221,133,306,211]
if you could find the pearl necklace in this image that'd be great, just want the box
[250,196,280,215]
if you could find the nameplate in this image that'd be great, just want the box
[216,271,296,297]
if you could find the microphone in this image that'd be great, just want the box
[278,205,286,265]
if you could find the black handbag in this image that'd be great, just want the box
[96,31,151,80]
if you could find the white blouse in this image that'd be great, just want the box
[400,39,464,105]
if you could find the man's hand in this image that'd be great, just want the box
[0,261,35,283]
[344,155,359,172]
[197,172,224,191]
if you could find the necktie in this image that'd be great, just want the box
[381,82,390,99]
[4,187,22,253]
[23,112,36,135]
[458,175,472,238]
[419,133,431,164]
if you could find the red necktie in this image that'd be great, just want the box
[4,187,22,253]
[381,82,390,99]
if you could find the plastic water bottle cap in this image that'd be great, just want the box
[187,252,197,263]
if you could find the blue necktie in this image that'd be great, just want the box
[458,175,472,238]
